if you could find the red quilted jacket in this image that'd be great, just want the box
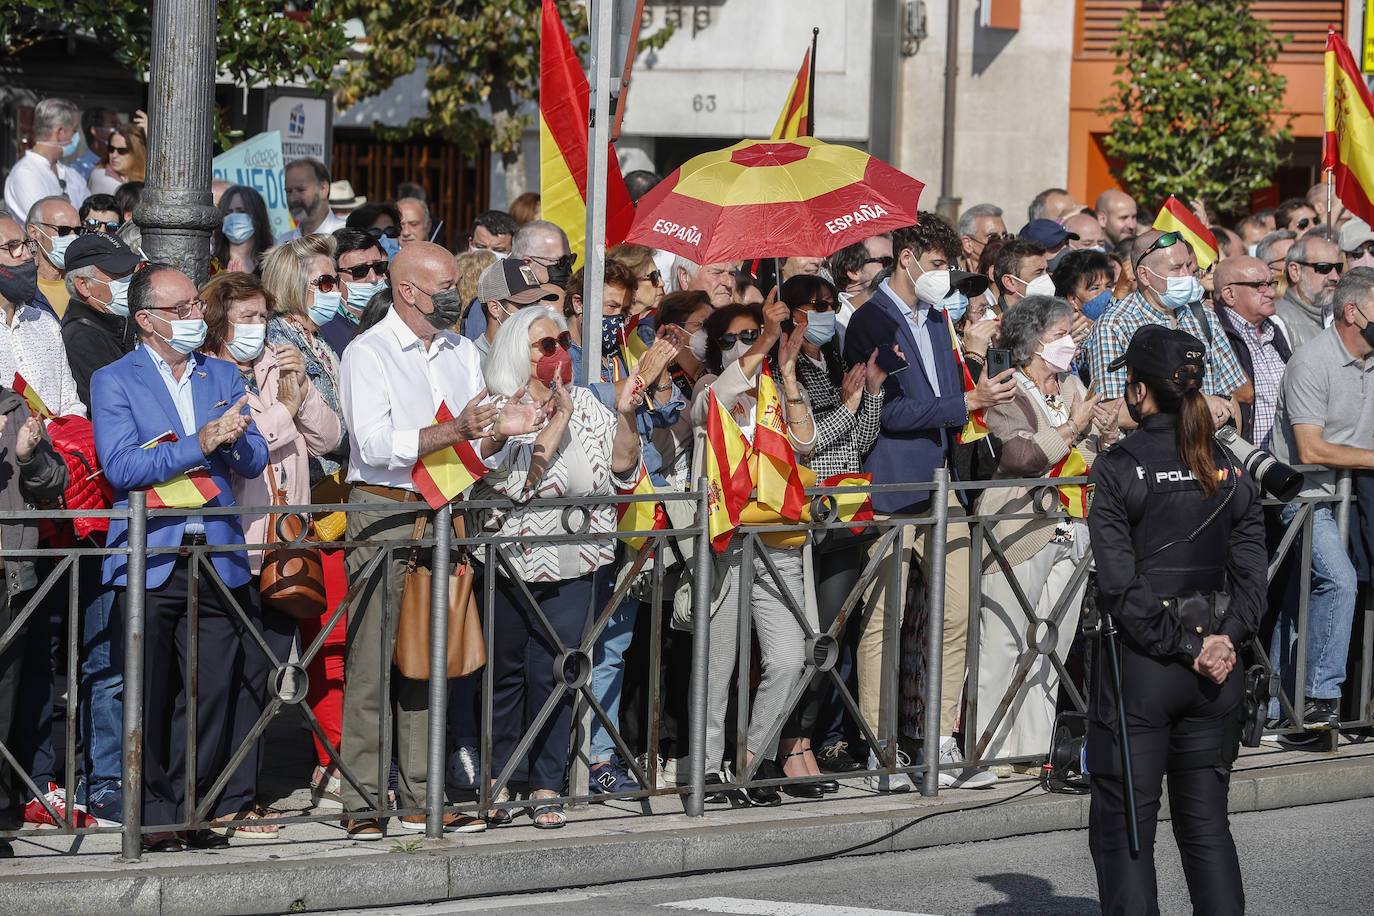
[40,415,113,544]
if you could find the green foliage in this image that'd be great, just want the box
[0,1,346,148]
[389,838,423,854]
[1097,0,1292,215]
[335,1,675,157]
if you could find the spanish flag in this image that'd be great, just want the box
[1049,447,1091,518]
[539,0,635,261]
[753,363,805,521]
[947,321,988,445]
[616,464,666,550]
[619,310,654,371]
[139,431,220,509]
[1324,30,1374,226]
[1152,195,1219,270]
[820,473,874,535]
[411,402,491,510]
[705,389,752,552]
[771,47,813,140]
[12,372,54,419]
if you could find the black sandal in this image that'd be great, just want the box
[484,788,514,826]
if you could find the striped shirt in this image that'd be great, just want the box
[1220,307,1287,448]
[796,355,882,479]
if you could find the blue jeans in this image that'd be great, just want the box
[1269,504,1357,716]
[589,573,635,765]
[80,558,122,796]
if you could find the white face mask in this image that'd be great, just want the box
[721,340,750,368]
[1038,333,1078,374]
[1017,274,1057,298]
[905,259,952,306]
[688,328,708,361]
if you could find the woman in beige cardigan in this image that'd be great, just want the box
[975,295,1119,766]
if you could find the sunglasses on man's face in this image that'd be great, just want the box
[1350,243,1374,260]
[367,226,400,239]
[641,270,662,286]
[717,328,761,348]
[799,297,835,312]
[1299,261,1342,276]
[532,332,574,356]
[311,274,342,292]
[1293,216,1323,231]
[1227,279,1278,292]
[37,222,82,237]
[863,256,893,268]
[1133,230,1183,269]
[83,218,120,234]
[339,260,390,280]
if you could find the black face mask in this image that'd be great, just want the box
[423,288,468,330]
[1125,383,1144,425]
[544,253,576,291]
[0,259,37,306]
[1361,318,1374,351]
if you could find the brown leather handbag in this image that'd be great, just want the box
[259,462,328,619]
[394,510,485,679]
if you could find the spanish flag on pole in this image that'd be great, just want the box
[539,0,635,262]
[1048,447,1091,518]
[411,402,491,510]
[619,311,654,371]
[753,363,805,521]
[1152,195,1219,270]
[139,431,220,509]
[771,46,813,139]
[947,322,988,445]
[705,389,752,552]
[616,464,666,550]
[12,373,54,419]
[1324,29,1374,226]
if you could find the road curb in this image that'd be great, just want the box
[3,753,1371,915]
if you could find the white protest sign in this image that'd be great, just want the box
[212,131,292,240]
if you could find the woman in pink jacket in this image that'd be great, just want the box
[199,271,346,833]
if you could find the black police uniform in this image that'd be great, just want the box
[1086,412,1268,916]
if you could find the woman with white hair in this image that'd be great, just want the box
[473,305,644,829]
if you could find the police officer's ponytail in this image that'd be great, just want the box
[1136,369,1218,499]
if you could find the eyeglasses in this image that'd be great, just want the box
[1134,230,1182,268]
[82,218,120,234]
[311,274,342,292]
[338,260,389,280]
[150,298,206,320]
[367,226,400,239]
[641,270,662,286]
[799,297,835,312]
[1293,216,1323,231]
[716,328,762,348]
[532,331,574,356]
[1350,243,1374,259]
[862,256,894,269]
[1227,279,1278,292]
[108,144,130,155]
[0,238,38,257]
[37,222,82,237]
[1299,261,1342,276]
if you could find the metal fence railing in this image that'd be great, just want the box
[0,467,1366,860]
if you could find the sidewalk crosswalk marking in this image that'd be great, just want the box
[659,897,944,916]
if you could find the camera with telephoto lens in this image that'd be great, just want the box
[1214,425,1304,501]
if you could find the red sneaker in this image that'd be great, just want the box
[24,782,99,829]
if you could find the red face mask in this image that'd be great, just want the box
[536,346,573,386]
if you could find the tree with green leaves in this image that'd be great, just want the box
[0,1,345,148]
[334,1,673,202]
[1098,0,1292,217]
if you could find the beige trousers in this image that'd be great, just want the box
[858,488,971,741]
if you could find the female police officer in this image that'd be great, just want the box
[1086,325,1267,916]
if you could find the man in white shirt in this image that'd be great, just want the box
[336,241,544,840]
[278,159,345,241]
[0,215,84,418]
[4,98,90,221]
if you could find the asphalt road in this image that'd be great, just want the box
[317,797,1374,915]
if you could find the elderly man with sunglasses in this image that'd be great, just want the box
[1275,234,1343,352]
[1086,228,1251,428]
[24,196,83,319]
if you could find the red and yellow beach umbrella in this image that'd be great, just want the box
[626,137,925,263]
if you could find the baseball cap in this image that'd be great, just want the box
[476,258,560,306]
[64,233,141,274]
[948,268,990,299]
[1107,324,1206,381]
[1340,217,1374,253]
[1020,218,1078,249]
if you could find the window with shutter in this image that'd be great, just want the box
[1078,0,1345,62]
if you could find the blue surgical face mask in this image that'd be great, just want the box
[378,235,400,260]
[1081,288,1114,321]
[226,322,266,362]
[41,228,75,269]
[1145,266,1197,310]
[941,291,969,322]
[61,132,80,158]
[803,308,837,345]
[345,279,385,316]
[104,275,131,316]
[308,288,343,326]
[154,317,207,354]
[1246,243,1259,258]
[221,212,255,244]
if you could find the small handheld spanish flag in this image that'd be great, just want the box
[820,473,875,535]
[616,464,666,551]
[946,322,989,444]
[1152,195,1219,270]
[12,373,54,420]
[705,389,753,552]
[139,430,220,509]
[1049,447,1091,518]
[411,402,492,510]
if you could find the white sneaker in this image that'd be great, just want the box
[446,746,479,790]
[937,736,998,789]
[864,745,913,792]
[635,753,675,789]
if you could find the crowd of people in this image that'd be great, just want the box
[0,95,1369,854]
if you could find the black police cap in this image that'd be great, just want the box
[1107,324,1206,381]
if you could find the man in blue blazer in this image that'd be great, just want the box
[91,263,269,852]
[842,218,1015,793]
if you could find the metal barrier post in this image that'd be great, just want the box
[426,503,452,838]
[686,479,712,817]
[118,492,147,862]
[921,469,950,797]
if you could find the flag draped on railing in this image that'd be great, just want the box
[820,472,875,534]
[616,464,666,550]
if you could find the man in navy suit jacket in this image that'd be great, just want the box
[842,218,1015,792]
[91,264,269,852]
